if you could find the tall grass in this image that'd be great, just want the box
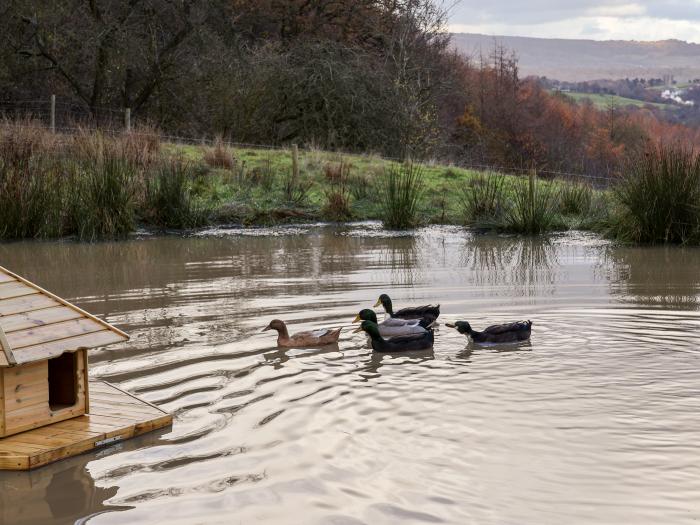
[611,145,700,244]
[144,160,209,229]
[459,171,507,223]
[69,151,138,241]
[505,172,560,234]
[378,162,424,229]
[559,180,593,215]
[322,159,352,220]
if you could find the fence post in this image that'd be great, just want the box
[291,144,299,184]
[125,108,131,132]
[50,94,56,133]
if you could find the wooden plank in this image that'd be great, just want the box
[0,272,16,283]
[0,294,59,316]
[4,385,48,412]
[5,404,50,434]
[0,282,37,300]
[0,306,83,333]
[0,453,28,470]
[0,265,129,340]
[8,318,106,350]
[11,330,126,365]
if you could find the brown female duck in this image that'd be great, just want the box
[263,319,342,347]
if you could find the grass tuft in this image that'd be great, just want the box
[610,145,700,244]
[378,162,425,229]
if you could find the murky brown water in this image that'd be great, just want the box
[1,223,700,525]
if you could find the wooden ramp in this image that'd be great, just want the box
[0,381,172,471]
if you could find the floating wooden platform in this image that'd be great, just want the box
[0,381,172,471]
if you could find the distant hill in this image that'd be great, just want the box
[451,33,700,82]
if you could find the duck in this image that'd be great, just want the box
[263,319,342,347]
[354,320,434,352]
[446,320,532,343]
[353,309,429,337]
[374,294,440,325]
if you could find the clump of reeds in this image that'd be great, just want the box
[322,159,352,221]
[282,168,313,205]
[459,171,507,224]
[378,162,424,229]
[68,150,138,241]
[0,155,65,239]
[144,159,209,229]
[349,173,372,201]
[504,172,560,234]
[203,137,235,169]
[247,159,275,190]
[611,145,700,244]
[559,180,593,215]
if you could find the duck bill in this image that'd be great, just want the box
[445,323,456,329]
[373,298,382,307]
[261,325,272,332]
[352,314,361,323]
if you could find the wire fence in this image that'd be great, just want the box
[0,96,614,187]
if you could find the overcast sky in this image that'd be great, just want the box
[447,1,700,42]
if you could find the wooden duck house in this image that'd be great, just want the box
[0,265,172,470]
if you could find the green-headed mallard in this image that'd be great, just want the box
[446,320,532,343]
[353,309,428,337]
[354,320,434,352]
[374,294,440,325]
[263,319,342,347]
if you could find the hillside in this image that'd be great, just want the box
[451,33,700,82]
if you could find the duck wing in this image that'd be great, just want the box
[378,323,427,338]
[382,317,422,327]
[393,304,440,321]
[483,321,532,335]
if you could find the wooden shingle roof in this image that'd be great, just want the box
[0,265,128,367]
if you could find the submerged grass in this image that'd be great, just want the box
[504,173,560,234]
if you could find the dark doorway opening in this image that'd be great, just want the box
[48,353,77,412]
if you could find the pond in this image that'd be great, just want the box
[1,223,699,524]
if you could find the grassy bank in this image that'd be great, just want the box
[2,122,698,245]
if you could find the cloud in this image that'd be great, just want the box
[447,1,700,42]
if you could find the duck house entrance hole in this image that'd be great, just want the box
[48,353,78,412]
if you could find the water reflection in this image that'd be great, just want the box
[605,245,700,309]
[0,430,168,525]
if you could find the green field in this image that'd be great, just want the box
[557,91,671,110]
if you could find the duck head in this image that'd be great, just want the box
[373,294,393,315]
[262,319,287,333]
[446,321,472,335]
[353,309,378,324]
[353,320,382,339]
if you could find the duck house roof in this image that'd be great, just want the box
[0,265,128,367]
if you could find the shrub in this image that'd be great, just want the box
[144,160,209,229]
[611,145,700,244]
[504,172,560,234]
[378,162,424,229]
[459,171,507,223]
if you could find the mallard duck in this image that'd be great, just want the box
[374,294,440,325]
[446,320,532,343]
[263,319,342,347]
[354,320,434,352]
[353,309,429,337]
